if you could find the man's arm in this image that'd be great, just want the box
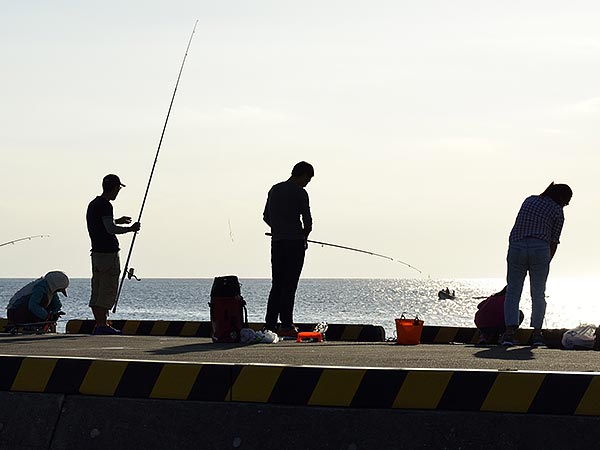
[301,190,312,238]
[102,216,140,234]
[27,283,52,320]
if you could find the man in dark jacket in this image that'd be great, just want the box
[263,162,314,337]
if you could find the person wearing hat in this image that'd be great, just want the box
[86,174,140,335]
[6,271,68,327]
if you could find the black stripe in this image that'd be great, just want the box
[115,362,163,398]
[438,372,498,411]
[0,356,23,390]
[358,325,385,342]
[137,321,155,335]
[269,366,323,405]
[188,364,234,401]
[351,369,408,408]
[420,326,440,344]
[166,322,184,336]
[455,328,478,344]
[529,373,592,415]
[196,322,212,337]
[322,325,343,340]
[46,358,92,394]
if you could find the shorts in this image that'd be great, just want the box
[89,252,121,310]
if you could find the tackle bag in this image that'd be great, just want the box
[209,275,248,343]
[395,314,424,345]
[561,324,597,350]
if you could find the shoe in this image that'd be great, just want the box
[500,333,517,347]
[477,335,489,345]
[93,325,122,335]
[531,334,546,347]
[277,326,299,338]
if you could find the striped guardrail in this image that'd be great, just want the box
[65,320,386,342]
[1,354,599,416]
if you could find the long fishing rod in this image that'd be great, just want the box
[113,20,198,313]
[265,233,422,274]
[0,235,49,248]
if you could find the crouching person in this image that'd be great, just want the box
[474,286,523,345]
[6,271,68,331]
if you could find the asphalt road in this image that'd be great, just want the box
[1,333,600,372]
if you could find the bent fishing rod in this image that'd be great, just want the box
[113,21,198,313]
[265,233,422,274]
[0,235,49,248]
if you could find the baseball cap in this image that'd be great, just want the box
[102,174,126,191]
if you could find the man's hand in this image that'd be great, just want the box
[130,222,141,233]
[115,216,132,225]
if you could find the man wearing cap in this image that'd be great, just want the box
[6,271,68,328]
[86,174,140,335]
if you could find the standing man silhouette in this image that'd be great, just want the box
[263,162,314,337]
[86,174,140,335]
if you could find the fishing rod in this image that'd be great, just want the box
[265,233,422,274]
[0,235,49,248]
[113,20,198,313]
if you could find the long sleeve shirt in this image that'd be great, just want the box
[263,180,312,241]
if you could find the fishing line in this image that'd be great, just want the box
[0,235,49,248]
[265,233,422,274]
[113,20,199,313]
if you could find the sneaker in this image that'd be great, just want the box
[477,335,489,345]
[277,326,299,338]
[531,334,546,347]
[500,333,517,347]
[93,325,122,335]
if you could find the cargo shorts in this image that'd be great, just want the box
[89,252,121,310]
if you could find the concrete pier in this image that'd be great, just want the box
[1,329,600,449]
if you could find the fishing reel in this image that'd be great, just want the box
[127,267,141,281]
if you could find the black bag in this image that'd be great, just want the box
[209,276,247,343]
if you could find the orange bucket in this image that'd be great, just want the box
[395,315,424,345]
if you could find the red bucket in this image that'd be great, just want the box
[395,315,424,345]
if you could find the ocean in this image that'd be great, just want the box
[1,277,598,336]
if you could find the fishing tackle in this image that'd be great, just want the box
[265,233,422,274]
[113,21,198,312]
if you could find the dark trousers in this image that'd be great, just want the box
[265,239,306,329]
[7,302,45,325]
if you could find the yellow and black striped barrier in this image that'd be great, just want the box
[65,320,386,342]
[419,326,567,349]
[1,354,600,416]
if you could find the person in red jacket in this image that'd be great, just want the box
[475,287,523,345]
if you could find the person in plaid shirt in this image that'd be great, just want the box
[501,182,573,347]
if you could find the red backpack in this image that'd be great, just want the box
[208,276,248,343]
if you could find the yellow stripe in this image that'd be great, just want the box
[150,363,202,399]
[340,325,362,341]
[516,329,533,345]
[308,368,365,407]
[65,320,83,334]
[230,366,283,403]
[12,358,58,392]
[433,328,458,344]
[576,376,600,416]
[482,372,545,413]
[393,371,453,409]
[150,321,170,336]
[80,360,129,396]
[121,321,141,335]
[180,322,201,337]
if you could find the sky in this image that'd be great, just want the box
[1,1,600,279]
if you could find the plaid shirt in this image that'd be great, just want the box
[509,195,565,244]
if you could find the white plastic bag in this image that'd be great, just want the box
[561,324,597,350]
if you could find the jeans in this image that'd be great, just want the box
[265,239,306,329]
[504,237,551,329]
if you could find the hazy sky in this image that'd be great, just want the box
[1,1,599,279]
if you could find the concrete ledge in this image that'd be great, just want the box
[0,391,63,450]
[2,354,600,416]
[1,394,599,450]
